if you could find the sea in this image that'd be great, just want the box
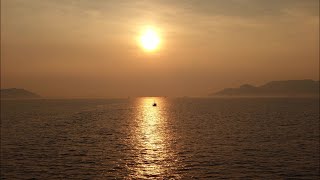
[1,97,319,179]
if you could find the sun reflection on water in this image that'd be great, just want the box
[130,97,178,179]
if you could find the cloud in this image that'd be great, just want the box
[156,0,319,17]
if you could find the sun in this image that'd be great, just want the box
[140,28,160,51]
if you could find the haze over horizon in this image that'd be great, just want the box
[1,0,319,98]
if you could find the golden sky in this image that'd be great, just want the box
[1,0,319,97]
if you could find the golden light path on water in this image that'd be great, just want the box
[130,97,179,179]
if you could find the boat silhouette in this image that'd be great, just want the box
[152,100,157,107]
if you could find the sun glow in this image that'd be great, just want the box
[140,28,160,51]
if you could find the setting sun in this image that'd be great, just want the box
[140,28,160,51]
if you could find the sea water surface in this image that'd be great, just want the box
[1,98,319,179]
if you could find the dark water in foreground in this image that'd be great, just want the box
[1,98,319,179]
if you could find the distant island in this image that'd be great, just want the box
[211,80,319,97]
[1,88,41,99]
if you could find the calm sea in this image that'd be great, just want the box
[1,98,319,179]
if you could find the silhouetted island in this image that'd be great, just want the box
[211,80,319,97]
[1,88,41,99]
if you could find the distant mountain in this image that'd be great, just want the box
[211,80,319,97]
[1,88,41,99]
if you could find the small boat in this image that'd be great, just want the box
[152,100,157,107]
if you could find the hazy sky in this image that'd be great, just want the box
[1,0,319,97]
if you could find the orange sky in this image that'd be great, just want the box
[1,0,319,98]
